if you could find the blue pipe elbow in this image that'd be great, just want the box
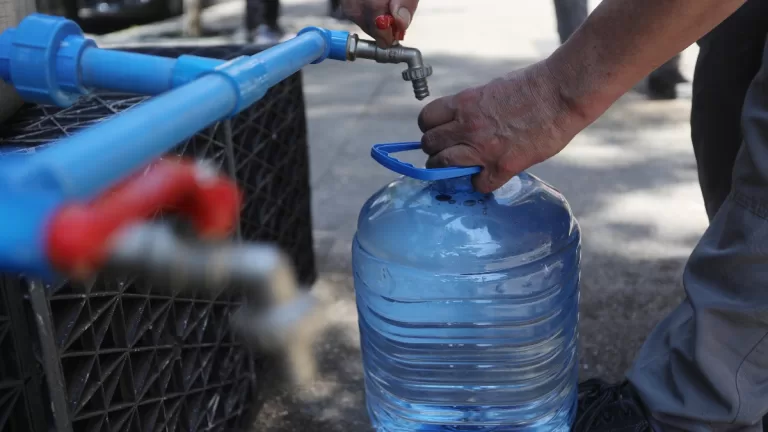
[297,26,350,63]
[212,29,332,115]
[0,14,86,106]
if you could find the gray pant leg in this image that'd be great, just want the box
[553,0,588,44]
[627,38,768,432]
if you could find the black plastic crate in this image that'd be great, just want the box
[0,44,316,432]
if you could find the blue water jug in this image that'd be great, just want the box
[353,143,581,431]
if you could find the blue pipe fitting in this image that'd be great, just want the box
[57,35,96,94]
[297,26,350,63]
[0,13,86,106]
[172,55,226,88]
[211,30,329,116]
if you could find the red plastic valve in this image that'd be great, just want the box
[375,14,405,41]
[47,158,241,278]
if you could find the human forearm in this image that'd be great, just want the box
[547,0,745,127]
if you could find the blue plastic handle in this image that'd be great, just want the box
[371,142,482,181]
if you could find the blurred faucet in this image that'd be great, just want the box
[105,222,323,387]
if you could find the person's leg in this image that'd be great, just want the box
[627,4,768,430]
[646,54,687,100]
[244,0,261,33]
[181,0,203,37]
[263,0,280,29]
[690,9,767,219]
[553,0,589,44]
[245,0,283,43]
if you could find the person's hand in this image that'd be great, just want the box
[418,61,589,193]
[341,0,419,47]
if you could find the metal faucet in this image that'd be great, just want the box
[104,222,323,387]
[346,35,433,100]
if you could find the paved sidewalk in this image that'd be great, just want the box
[97,1,708,430]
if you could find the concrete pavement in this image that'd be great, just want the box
[96,1,708,429]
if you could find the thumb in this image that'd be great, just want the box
[390,0,419,30]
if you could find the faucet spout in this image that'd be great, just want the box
[347,34,433,100]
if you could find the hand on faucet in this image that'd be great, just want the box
[340,0,420,47]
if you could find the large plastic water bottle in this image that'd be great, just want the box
[353,143,580,431]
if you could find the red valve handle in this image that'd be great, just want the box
[47,158,241,278]
[375,14,405,41]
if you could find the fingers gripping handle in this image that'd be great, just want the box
[46,158,241,278]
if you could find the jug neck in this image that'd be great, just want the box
[433,176,475,195]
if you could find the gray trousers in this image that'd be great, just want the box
[627,1,768,430]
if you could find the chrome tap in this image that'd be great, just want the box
[104,222,322,387]
[346,35,433,101]
[345,14,433,101]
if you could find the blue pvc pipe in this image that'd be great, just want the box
[79,48,227,95]
[76,30,329,98]
[18,74,239,199]
[0,15,351,104]
[80,49,177,95]
[226,31,327,110]
[255,32,328,89]
[17,30,330,200]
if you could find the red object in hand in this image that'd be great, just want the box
[47,158,241,278]
[375,14,405,41]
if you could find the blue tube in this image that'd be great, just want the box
[18,73,239,199]
[255,31,327,88]
[80,48,177,95]
[79,30,327,99]
[0,15,350,104]
[79,49,228,95]
[75,29,329,101]
[213,31,327,114]
[16,30,330,200]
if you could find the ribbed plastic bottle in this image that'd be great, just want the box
[353,142,580,432]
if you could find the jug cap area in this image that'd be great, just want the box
[371,142,482,181]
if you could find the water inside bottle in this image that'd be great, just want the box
[354,173,580,431]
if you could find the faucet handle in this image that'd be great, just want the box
[375,14,405,41]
